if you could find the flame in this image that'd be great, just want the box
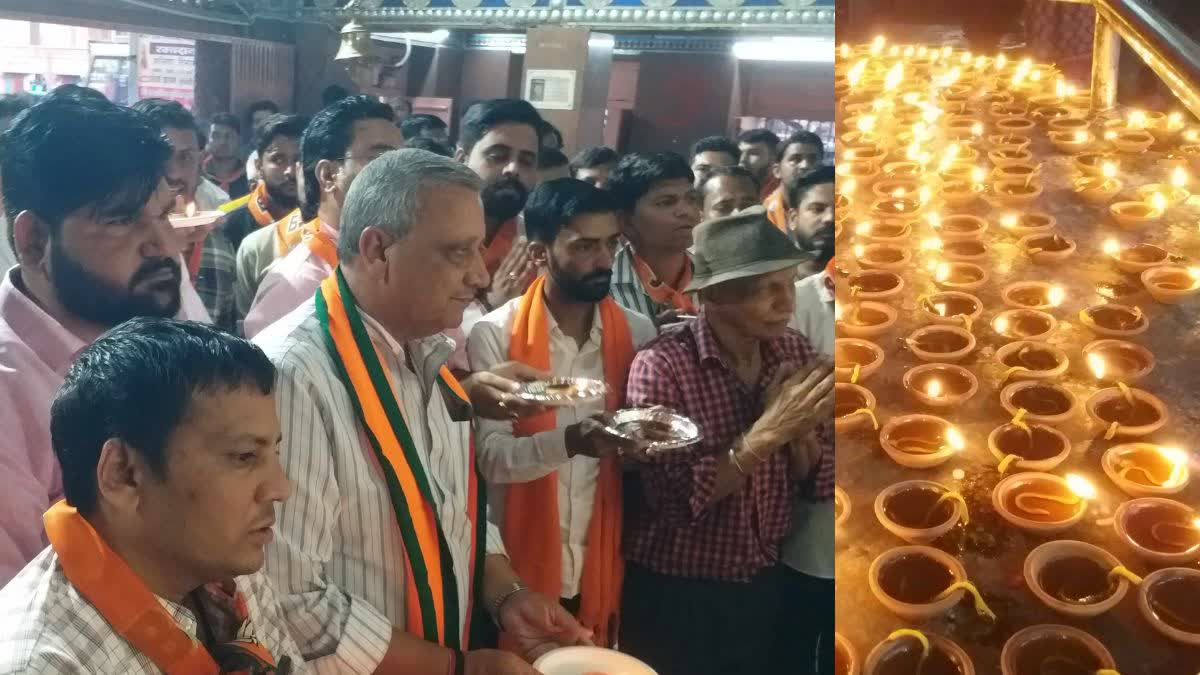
[1103,238,1120,256]
[1169,112,1184,129]
[921,237,943,251]
[1151,192,1168,213]
[1187,129,1200,143]
[1189,267,1200,280]
[185,202,196,218]
[917,46,928,57]
[935,262,951,282]
[891,188,907,199]
[848,59,868,87]
[971,122,984,137]
[970,167,986,184]
[973,55,987,70]
[1088,352,1107,380]
[884,62,904,91]
[928,212,942,229]
[839,178,857,197]
[839,43,851,59]
[1102,161,1117,179]
[1193,517,1200,530]
[903,45,915,58]
[1172,166,1189,189]
[870,35,886,55]
[1048,286,1066,307]
[1055,78,1066,98]
[906,143,922,161]
[854,244,865,259]
[889,44,900,57]
[857,115,878,134]
[996,54,1007,71]
[1129,110,1147,129]
[945,143,961,160]
[1104,130,1118,141]
[1030,69,1042,82]
[934,303,947,316]
[845,149,857,160]
[959,52,972,66]
[941,46,953,59]
[945,427,966,451]
[1065,83,1077,97]
[855,221,873,236]
[1065,474,1098,500]
[1073,130,1088,143]
[1000,213,1019,229]
[994,316,1009,334]
[918,185,932,204]
[927,379,943,398]
[1158,446,1188,468]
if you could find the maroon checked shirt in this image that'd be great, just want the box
[623,315,834,582]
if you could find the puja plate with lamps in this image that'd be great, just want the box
[516,378,607,407]
[605,407,702,452]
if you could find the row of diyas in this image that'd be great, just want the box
[831,36,1200,675]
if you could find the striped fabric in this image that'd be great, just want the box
[253,298,505,675]
[609,243,664,324]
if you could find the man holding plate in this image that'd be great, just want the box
[618,208,835,675]
[468,178,658,647]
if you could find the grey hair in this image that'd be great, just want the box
[337,148,483,261]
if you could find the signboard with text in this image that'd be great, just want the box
[137,37,195,109]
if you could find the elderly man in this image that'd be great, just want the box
[468,178,657,647]
[617,208,834,675]
[765,130,824,231]
[255,149,589,675]
[0,319,304,673]
[0,94,209,585]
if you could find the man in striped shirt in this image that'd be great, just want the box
[256,149,589,675]
[607,152,703,328]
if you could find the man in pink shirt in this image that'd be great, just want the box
[0,93,205,584]
[244,95,401,338]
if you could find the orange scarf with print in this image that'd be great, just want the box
[302,220,338,268]
[501,275,631,647]
[631,253,697,314]
[246,182,278,228]
[272,210,309,258]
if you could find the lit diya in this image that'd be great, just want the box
[1141,265,1200,304]
[835,382,879,433]
[932,214,987,241]
[988,420,1071,473]
[1072,173,1122,205]
[870,196,925,222]
[1018,233,1076,264]
[1110,128,1155,153]
[1102,444,1190,497]
[837,160,882,186]
[863,631,974,675]
[837,301,898,339]
[941,239,988,263]
[1031,105,1075,125]
[1023,540,1136,618]
[988,133,1031,153]
[1086,385,1168,439]
[882,161,923,179]
[1138,567,1200,645]
[835,338,885,384]
[1000,625,1116,675]
[868,545,993,622]
[931,261,988,292]
[1136,173,1190,207]
[903,364,978,408]
[993,309,1057,341]
[905,325,976,363]
[919,291,982,327]
[872,178,923,201]
[835,487,852,528]
[1078,303,1148,338]
[1047,115,1090,134]
[879,415,966,469]
[1110,194,1165,228]
[1073,151,1116,176]
[994,211,1055,238]
[990,103,1029,120]
[1001,282,1066,311]
[992,472,1095,533]
[994,341,1069,381]
[855,219,912,244]
[1101,239,1169,274]
[987,178,1042,208]
[848,270,906,301]
[988,148,1034,167]
[939,180,984,208]
[855,243,912,271]
[835,634,858,675]
[1000,381,1079,425]
[1048,129,1093,154]
[875,480,968,544]
[1082,340,1154,383]
[992,162,1042,185]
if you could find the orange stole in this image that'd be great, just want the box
[764,186,788,232]
[246,182,277,228]
[482,218,518,277]
[303,221,339,268]
[272,210,309,257]
[501,275,632,647]
[631,253,697,314]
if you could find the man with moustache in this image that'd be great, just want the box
[699,165,760,222]
[222,114,306,253]
[0,95,207,585]
[688,136,740,190]
[765,130,824,231]
[784,165,835,273]
[737,129,781,200]
[204,112,251,200]
[257,150,589,675]
[468,179,656,646]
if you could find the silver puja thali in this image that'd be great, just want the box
[515,377,608,407]
[607,407,702,452]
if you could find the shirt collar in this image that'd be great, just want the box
[0,267,90,375]
[359,309,454,385]
[689,308,787,371]
[543,300,604,344]
[818,272,834,304]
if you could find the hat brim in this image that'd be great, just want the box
[685,256,807,293]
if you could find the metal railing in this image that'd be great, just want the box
[1076,0,1200,118]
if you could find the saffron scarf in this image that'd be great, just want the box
[272,210,309,258]
[482,218,518,277]
[315,269,485,649]
[246,183,277,228]
[502,275,632,647]
[764,186,788,232]
[631,253,697,314]
[43,501,286,674]
[302,220,338,268]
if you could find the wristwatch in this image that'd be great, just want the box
[488,580,529,629]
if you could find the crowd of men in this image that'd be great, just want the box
[0,85,835,675]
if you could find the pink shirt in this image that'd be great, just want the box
[0,267,209,585]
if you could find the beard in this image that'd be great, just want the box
[50,239,182,327]
[550,259,613,304]
[793,224,835,269]
[481,175,529,226]
[264,178,299,211]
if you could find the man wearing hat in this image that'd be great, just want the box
[617,207,835,675]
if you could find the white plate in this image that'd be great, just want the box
[532,646,657,675]
[169,211,224,230]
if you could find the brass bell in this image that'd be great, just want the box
[334,20,371,61]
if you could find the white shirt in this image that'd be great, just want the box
[0,548,307,674]
[254,298,505,675]
[790,272,834,357]
[467,297,656,598]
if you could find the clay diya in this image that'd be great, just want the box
[992,472,1093,533]
[1083,340,1155,383]
[1079,303,1148,338]
[856,219,912,244]
[1000,625,1116,675]
[849,146,888,166]
[1001,282,1065,310]
[919,291,982,327]
[1047,115,1090,135]
[1102,444,1190,497]
[932,261,988,292]
[835,338,885,384]
[1031,105,1075,126]
[848,270,905,301]
[835,633,858,675]
[991,162,1042,185]
[990,103,1029,120]
[933,214,987,241]
[882,161,923,179]
[876,480,968,543]
[837,160,882,186]
[995,117,1035,135]
[994,211,1055,238]
[868,546,976,621]
[1110,128,1155,153]
[1137,183,1190,208]
[1086,386,1168,439]
[988,148,1033,167]
[995,341,1069,381]
[1048,129,1093,154]
[988,421,1071,473]
[1116,498,1200,566]
[879,415,965,469]
[1000,381,1079,425]
[1139,567,1200,645]
[1073,151,1115,176]
[941,239,988,263]
[903,364,978,408]
[1103,240,1170,274]
[837,301,898,339]
[870,197,925,222]
[1018,233,1076,264]
[835,382,879,433]
[987,179,1042,207]
[1141,265,1200,304]
[992,309,1057,341]
[835,487,852,528]
[872,178,923,201]
[1072,175,1122,204]
[863,631,975,675]
[1024,540,1133,618]
[1110,198,1164,228]
[905,325,976,363]
[988,133,1031,153]
[939,180,983,208]
[855,243,912,271]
